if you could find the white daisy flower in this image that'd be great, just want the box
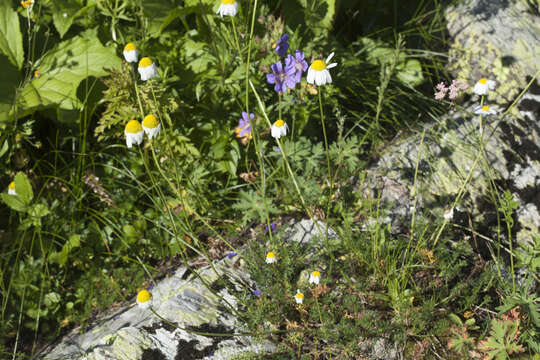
[138,57,158,81]
[443,208,454,220]
[473,78,496,96]
[271,120,288,139]
[8,181,16,196]
[123,43,139,63]
[136,289,152,310]
[125,120,144,148]
[142,114,161,140]
[307,52,337,86]
[474,105,497,116]
[309,270,321,285]
[265,251,276,264]
[295,289,304,304]
[216,0,238,17]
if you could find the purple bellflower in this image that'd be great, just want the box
[275,34,289,57]
[266,61,297,93]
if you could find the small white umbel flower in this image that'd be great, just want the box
[136,289,152,310]
[217,0,238,17]
[8,181,16,195]
[123,43,139,63]
[474,105,497,116]
[309,270,321,285]
[125,120,144,148]
[265,251,276,264]
[307,52,337,86]
[294,289,304,304]
[271,120,288,139]
[138,57,158,81]
[142,114,161,140]
[473,78,496,96]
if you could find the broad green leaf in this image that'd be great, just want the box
[356,37,424,87]
[160,6,207,33]
[1,192,27,212]
[0,54,20,122]
[141,0,177,37]
[0,0,24,69]
[18,28,121,117]
[396,58,423,86]
[282,0,336,37]
[14,172,33,204]
[52,0,92,38]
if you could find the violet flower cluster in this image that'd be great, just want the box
[266,33,308,94]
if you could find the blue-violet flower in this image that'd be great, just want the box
[275,34,289,57]
[285,50,308,83]
[266,61,297,93]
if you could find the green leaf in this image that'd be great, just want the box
[141,0,177,37]
[160,6,206,33]
[0,54,20,122]
[1,192,27,212]
[0,0,24,69]
[52,0,92,38]
[282,0,336,37]
[14,172,33,204]
[356,37,424,87]
[17,28,121,117]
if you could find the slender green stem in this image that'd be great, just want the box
[318,88,332,241]
[231,17,242,61]
[250,80,328,240]
[245,0,258,112]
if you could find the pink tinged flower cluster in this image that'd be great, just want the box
[434,79,469,100]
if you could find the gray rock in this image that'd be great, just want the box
[38,257,275,360]
[284,218,337,245]
[360,0,540,250]
[446,0,540,104]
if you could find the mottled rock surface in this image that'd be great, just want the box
[446,0,540,104]
[362,0,540,250]
[39,257,275,360]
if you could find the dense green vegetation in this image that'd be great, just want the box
[0,0,538,358]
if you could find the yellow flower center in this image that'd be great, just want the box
[139,57,153,68]
[221,0,236,4]
[124,43,137,52]
[295,292,304,299]
[312,271,320,277]
[8,181,15,190]
[479,78,487,84]
[21,0,33,9]
[274,120,285,128]
[143,114,159,129]
[34,70,41,78]
[311,60,326,71]
[266,251,275,258]
[481,105,490,111]
[125,120,142,133]
[137,289,151,303]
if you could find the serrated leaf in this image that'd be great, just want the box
[17,28,121,117]
[0,0,24,69]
